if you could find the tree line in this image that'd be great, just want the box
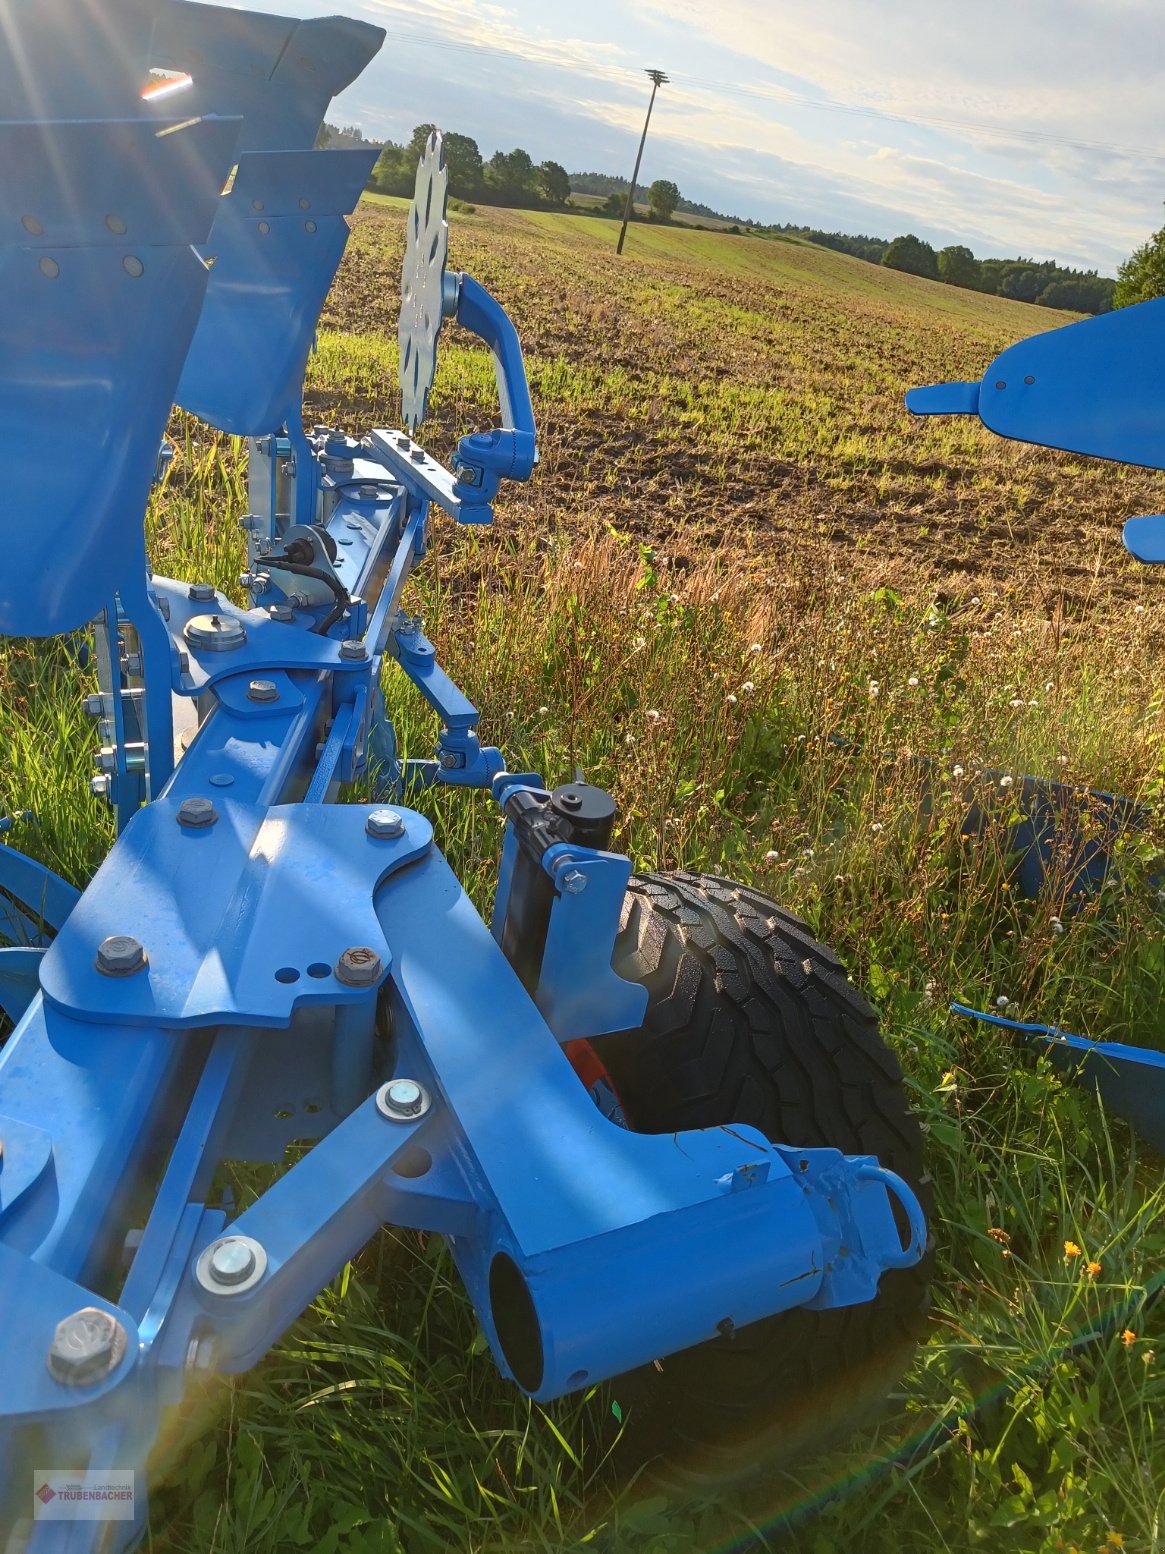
[368,124,571,209]
[775,225,1115,314]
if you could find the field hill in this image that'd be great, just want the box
[334,197,1165,612]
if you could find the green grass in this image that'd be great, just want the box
[5,201,1165,1554]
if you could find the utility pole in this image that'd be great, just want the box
[616,68,668,256]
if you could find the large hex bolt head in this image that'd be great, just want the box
[247,679,279,703]
[366,809,405,840]
[177,797,218,829]
[96,935,146,977]
[339,639,368,662]
[188,583,216,602]
[335,946,383,987]
[47,1307,128,1386]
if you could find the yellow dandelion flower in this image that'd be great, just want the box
[1121,1329,1136,1346]
[1086,1260,1102,1278]
[1106,1535,1124,1550]
[1064,1240,1082,1259]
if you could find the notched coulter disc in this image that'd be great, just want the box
[397,129,450,433]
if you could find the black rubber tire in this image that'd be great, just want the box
[590,871,933,1476]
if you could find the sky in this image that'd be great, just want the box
[219,0,1165,275]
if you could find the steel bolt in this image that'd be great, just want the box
[366,809,405,839]
[83,694,105,718]
[207,1238,256,1286]
[194,1234,267,1296]
[439,751,460,771]
[247,679,279,703]
[90,774,111,798]
[269,603,294,623]
[339,639,367,661]
[376,1078,431,1121]
[409,447,425,463]
[561,869,587,896]
[47,1307,128,1387]
[96,934,146,976]
[188,583,215,602]
[335,945,383,987]
[177,796,218,829]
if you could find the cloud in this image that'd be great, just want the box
[213,0,1162,270]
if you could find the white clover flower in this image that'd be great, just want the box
[999,775,1014,789]
[741,680,755,693]
[871,821,884,834]
[952,764,965,779]
[633,635,647,650]
[624,733,635,746]
[1050,917,1064,934]
[996,995,1010,1008]
[1009,698,1024,708]
[971,596,981,606]
[1136,604,1146,614]
[645,709,662,723]
[749,642,763,654]
[907,676,919,687]
[725,693,738,705]
[764,849,780,863]
[538,705,549,715]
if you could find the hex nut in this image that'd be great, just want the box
[561,869,587,895]
[335,946,383,987]
[96,935,146,976]
[177,796,218,829]
[47,1307,128,1386]
[269,603,294,623]
[247,679,279,703]
[366,809,405,839]
[339,639,367,661]
[188,583,216,602]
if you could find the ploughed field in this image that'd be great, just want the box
[321,198,1165,609]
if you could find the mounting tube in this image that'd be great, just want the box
[483,1168,830,1400]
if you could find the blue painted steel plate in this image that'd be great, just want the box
[40,801,431,1028]
[150,2,385,153]
[0,117,239,637]
[178,148,377,434]
[0,0,160,119]
[909,298,1165,471]
[1122,514,1165,563]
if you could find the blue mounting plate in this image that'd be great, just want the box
[178,147,378,435]
[150,1,385,152]
[0,116,239,637]
[40,800,431,1028]
[907,297,1165,472]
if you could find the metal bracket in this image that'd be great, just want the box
[40,801,431,1028]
